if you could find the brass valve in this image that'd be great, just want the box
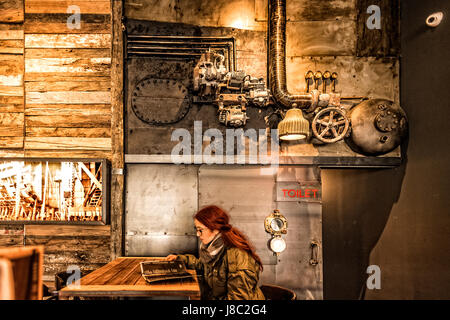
[314,71,322,90]
[305,71,314,93]
[322,71,331,93]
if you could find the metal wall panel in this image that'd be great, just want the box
[125,164,199,256]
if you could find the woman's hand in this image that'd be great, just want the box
[164,254,178,261]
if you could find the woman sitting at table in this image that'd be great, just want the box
[165,205,265,300]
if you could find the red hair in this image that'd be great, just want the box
[194,205,263,270]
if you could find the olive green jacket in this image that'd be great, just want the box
[177,247,265,300]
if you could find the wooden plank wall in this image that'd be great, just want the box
[0,0,120,286]
[23,0,112,158]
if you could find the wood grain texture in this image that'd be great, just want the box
[25,80,110,92]
[25,0,111,14]
[26,127,111,138]
[59,257,201,298]
[24,149,111,159]
[0,112,24,136]
[25,57,111,78]
[26,91,110,104]
[110,0,124,260]
[0,96,23,112]
[0,136,23,148]
[0,40,24,54]
[24,225,110,237]
[26,114,110,127]
[25,48,110,58]
[0,30,24,40]
[24,137,112,150]
[25,34,111,48]
[0,0,24,23]
[24,14,111,34]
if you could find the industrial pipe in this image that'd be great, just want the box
[269,0,317,109]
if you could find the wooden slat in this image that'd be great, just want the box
[25,0,111,14]
[25,48,110,59]
[23,149,111,159]
[0,95,24,112]
[43,250,110,265]
[0,30,24,40]
[26,127,111,138]
[0,86,23,96]
[25,81,110,92]
[0,235,23,246]
[25,34,111,48]
[25,57,111,78]
[0,0,24,23]
[0,149,24,157]
[25,236,110,252]
[0,40,24,54]
[25,74,110,82]
[26,91,110,104]
[24,14,111,34]
[25,104,110,115]
[0,136,23,148]
[25,110,111,129]
[24,225,110,237]
[24,137,111,150]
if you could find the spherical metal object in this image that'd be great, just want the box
[347,99,408,155]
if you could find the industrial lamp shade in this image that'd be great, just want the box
[278,108,310,140]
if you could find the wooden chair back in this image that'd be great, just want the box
[0,246,44,300]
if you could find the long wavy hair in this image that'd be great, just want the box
[194,205,263,271]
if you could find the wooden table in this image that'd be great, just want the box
[59,257,201,300]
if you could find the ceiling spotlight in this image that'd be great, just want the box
[277,106,310,141]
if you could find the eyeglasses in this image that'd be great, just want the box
[195,227,206,235]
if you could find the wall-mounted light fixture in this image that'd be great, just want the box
[265,209,288,255]
[277,106,310,141]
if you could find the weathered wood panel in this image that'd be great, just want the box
[26,127,111,138]
[24,137,112,150]
[0,40,24,54]
[25,57,111,78]
[0,112,24,136]
[0,225,24,247]
[0,85,23,96]
[0,54,23,86]
[23,150,111,159]
[25,80,110,92]
[25,34,111,48]
[0,0,24,23]
[25,103,110,115]
[356,0,400,57]
[26,114,111,128]
[25,48,110,58]
[24,14,111,34]
[0,96,23,113]
[110,0,124,259]
[23,225,111,282]
[286,20,356,56]
[0,30,24,40]
[25,0,111,14]
[0,137,23,148]
[26,91,111,104]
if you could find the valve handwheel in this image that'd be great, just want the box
[312,107,350,143]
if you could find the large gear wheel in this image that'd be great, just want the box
[312,106,350,143]
[131,78,191,125]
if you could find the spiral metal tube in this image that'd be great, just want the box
[269,0,314,109]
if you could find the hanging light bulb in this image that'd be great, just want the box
[277,104,310,141]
